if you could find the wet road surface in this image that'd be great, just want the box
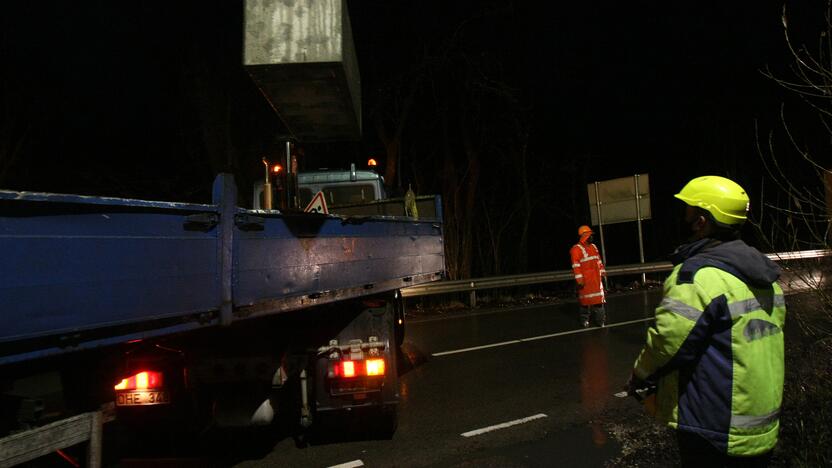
[228,290,664,467]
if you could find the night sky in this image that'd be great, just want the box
[0,1,826,275]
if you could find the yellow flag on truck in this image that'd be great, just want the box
[404,185,418,219]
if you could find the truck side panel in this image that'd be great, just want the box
[234,216,444,307]
[0,201,220,353]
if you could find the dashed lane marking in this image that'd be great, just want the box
[431,317,655,357]
[328,460,364,468]
[461,413,548,437]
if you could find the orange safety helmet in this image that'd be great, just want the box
[578,225,593,237]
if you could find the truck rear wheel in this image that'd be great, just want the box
[373,405,397,439]
[393,296,406,348]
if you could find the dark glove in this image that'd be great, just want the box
[625,372,656,401]
[576,282,584,290]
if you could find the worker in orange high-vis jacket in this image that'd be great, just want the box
[570,225,607,327]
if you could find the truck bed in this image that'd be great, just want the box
[326,195,441,219]
[0,175,444,365]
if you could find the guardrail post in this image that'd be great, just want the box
[0,404,114,468]
[86,410,102,468]
[469,281,477,308]
[634,174,646,285]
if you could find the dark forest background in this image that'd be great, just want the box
[0,0,827,279]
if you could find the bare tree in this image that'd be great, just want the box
[756,2,832,343]
[430,59,483,280]
[0,90,30,188]
[373,72,423,194]
[476,104,532,275]
[368,2,534,280]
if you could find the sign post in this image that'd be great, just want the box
[593,181,608,290]
[634,174,646,284]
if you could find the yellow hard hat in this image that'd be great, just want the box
[578,225,593,237]
[674,176,749,225]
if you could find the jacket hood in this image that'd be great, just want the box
[670,239,781,287]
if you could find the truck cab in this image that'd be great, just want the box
[298,163,387,208]
[252,162,387,211]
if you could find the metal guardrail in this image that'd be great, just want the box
[765,249,832,261]
[0,404,115,468]
[400,249,832,300]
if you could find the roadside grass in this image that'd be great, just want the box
[773,303,832,467]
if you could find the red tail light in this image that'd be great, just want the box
[332,359,385,378]
[341,361,356,378]
[114,371,163,391]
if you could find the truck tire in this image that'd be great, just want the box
[374,405,398,439]
[393,297,406,348]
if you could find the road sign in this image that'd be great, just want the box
[304,191,329,214]
[586,174,651,284]
[587,174,651,225]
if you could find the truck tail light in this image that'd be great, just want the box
[341,360,356,378]
[365,359,385,376]
[114,370,163,391]
[328,357,386,397]
[331,359,385,378]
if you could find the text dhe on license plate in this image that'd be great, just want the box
[116,391,170,406]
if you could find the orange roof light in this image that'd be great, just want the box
[271,164,283,174]
[367,158,378,167]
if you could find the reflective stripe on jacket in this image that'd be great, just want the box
[633,242,786,457]
[570,241,605,306]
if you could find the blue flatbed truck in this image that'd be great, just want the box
[0,0,445,458]
[0,172,444,439]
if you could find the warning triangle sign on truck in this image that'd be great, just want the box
[304,191,328,214]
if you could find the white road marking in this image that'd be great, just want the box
[461,413,548,437]
[432,317,655,356]
[432,339,520,356]
[328,460,364,468]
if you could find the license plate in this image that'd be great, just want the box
[116,390,170,406]
[330,379,382,396]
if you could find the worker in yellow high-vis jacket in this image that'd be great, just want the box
[628,176,785,467]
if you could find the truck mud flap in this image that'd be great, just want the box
[312,301,399,415]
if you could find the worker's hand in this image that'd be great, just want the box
[624,372,646,398]
[625,372,657,403]
[576,282,584,290]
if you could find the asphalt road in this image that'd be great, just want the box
[228,290,664,468]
